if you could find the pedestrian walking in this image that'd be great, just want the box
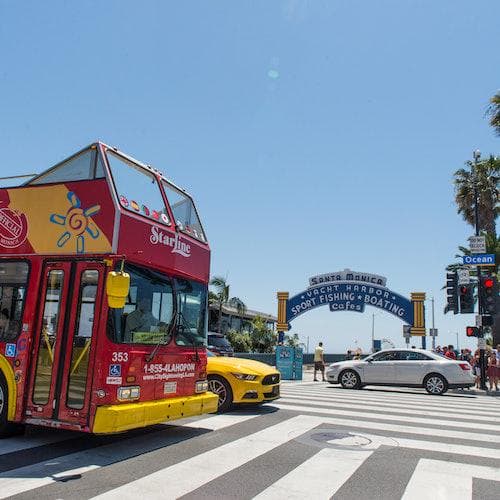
[472,354,481,389]
[314,342,325,382]
[487,351,498,391]
[445,345,456,360]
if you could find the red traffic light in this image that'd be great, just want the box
[466,326,479,337]
[459,286,469,294]
[483,278,494,289]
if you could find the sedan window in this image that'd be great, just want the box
[397,351,433,361]
[370,351,398,361]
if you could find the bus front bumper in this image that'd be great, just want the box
[92,391,219,434]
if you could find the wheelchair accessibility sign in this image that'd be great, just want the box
[5,343,16,357]
[109,364,121,377]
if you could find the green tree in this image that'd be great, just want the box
[226,329,252,353]
[209,276,246,333]
[453,156,499,236]
[285,333,300,347]
[487,92,500,136]
[250,316,276,353]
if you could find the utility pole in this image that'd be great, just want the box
[473,150,487,390]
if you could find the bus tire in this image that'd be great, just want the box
[0,375,23,438]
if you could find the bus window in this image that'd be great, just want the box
[106,152,170,225]
[175,278,207,347]
[33,270,64,405]
[0,261,29,342]
[66,270,99,410]
[107,265,174,345]
[162,181,206,242]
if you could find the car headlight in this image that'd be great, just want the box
[231,373,258,381]
[117,386,140,401]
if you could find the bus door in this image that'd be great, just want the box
[27,261,105,427]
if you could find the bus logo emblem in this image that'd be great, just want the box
[0,208,28,249]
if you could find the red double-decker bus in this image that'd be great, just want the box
[0,142,217,436]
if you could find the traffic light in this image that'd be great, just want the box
[479,275,498,315]
[458,284,474,314]
[466,326,479,337]
[445,272,458,314]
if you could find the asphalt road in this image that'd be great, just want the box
[0,373,499,499]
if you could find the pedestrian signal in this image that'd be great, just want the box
[458,284,474,314]
[466,326,479,337]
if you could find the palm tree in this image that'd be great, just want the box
[487,92,500,136]
[209,276,246,333]
[453,156,499,236]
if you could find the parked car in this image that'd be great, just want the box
[207,350,280,412]
[207,333,234,356]
[325,348,475,395]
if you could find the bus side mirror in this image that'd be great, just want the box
[106,271,130,309]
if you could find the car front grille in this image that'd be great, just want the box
[262,373,280,385]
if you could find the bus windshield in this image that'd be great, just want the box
[107,264,207,347]
[175,278,207,347]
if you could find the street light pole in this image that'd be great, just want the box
[371,313,375,352]
[431,297,436,351]
[473,150,487,390]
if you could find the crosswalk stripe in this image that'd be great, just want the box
[390,437,500,460]
[0,433,73,456]
[272,402,500,433]
[281,386,499,409]
[270,403,500,443]
[276,392,500,418]
[182,412,260,430]
[91,415,325,500]
[253,447,373,500]
[279,396,500,423]
[0,412,252,499]
[402,459,500,499]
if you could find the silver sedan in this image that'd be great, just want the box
[325,348,475,395]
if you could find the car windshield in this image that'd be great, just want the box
[209,336,231,348]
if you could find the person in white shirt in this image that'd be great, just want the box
[314,342,325,381]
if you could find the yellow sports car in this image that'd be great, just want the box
[207,350,280,412]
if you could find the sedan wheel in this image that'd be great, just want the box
[339,370,361,390]
[424,374,448,395]
[208,375,233,412]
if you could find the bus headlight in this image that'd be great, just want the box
[195,380,208,393]
[118,386,140,401]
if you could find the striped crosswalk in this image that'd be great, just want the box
[0,381,498,499]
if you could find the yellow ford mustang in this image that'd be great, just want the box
[207,350,280,412]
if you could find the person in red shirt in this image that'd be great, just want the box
[445,344,457,360]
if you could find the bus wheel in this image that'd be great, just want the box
[208,375,233,413]
[0,376,23,438]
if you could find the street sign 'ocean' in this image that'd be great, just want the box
[462,254,495,266]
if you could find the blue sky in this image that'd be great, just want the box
[1,1,499,353]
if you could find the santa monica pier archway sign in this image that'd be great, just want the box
[276,269,426,345]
